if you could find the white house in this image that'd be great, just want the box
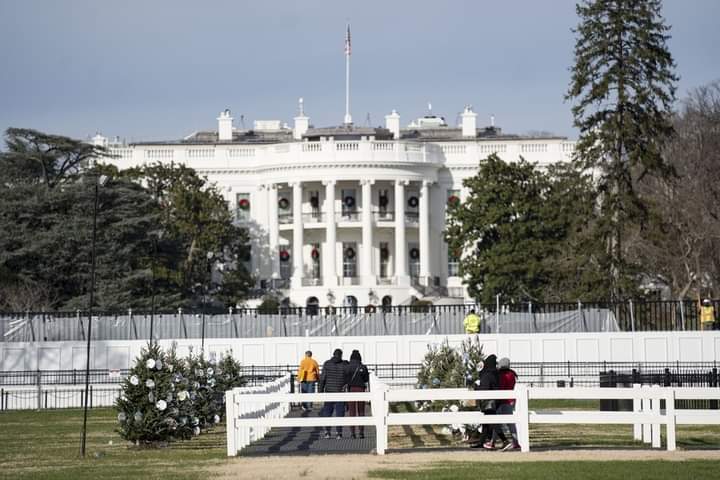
[99,102,575,310]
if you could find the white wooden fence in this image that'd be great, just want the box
[225,376,720,455]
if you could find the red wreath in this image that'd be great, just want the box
[343,196,356,208]
[238,198,250,210]
[279,250,290,262]
[447,195,460,206]
[311,248,320,260]
[278,198,290,210]
[410,248,420,260]
[345,247,356,259]
[408,196,419,208]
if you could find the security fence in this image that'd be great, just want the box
[2,300,717,342]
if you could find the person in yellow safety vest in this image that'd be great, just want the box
[464,309,481,334]
[699,299,716,331]
[297,351,320,411]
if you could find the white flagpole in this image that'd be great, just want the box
[344,24,352,125]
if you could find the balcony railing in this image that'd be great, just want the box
[302,212,325,223]
[301,278,323,287]
[278,213,293,224]
[337,210,360,222]
[340,276,361,286]
[374,210,395,222]
[405,212,419,223]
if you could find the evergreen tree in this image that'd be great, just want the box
[164,345,196,440]
[116,343,177,444]
[185,350,222,431]
[567,0,677,299]
[214,351,247,417]
[446,154,596,303]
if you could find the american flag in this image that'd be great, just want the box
[345,24,351,55]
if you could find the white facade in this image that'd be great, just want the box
[103,107,576,309]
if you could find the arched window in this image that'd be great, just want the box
[344,295,358,314]
[306,296,319,316]
[381,295,393,313]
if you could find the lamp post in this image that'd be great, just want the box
[201,251,213,353]
[149,231,162,345]
[81,174,107,457]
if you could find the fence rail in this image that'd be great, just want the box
[226,376,720,455]
[1,299,717,342]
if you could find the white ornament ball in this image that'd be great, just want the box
[213,414,221,424]
[146,358,156,369]
[129,375,139,386]
[156,399,167,411]
[117,412,127,423]
[178,391,188,401]
[145,379,155,389]
[449,404,460,412]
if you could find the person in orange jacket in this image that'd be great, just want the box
[297,350,320,411]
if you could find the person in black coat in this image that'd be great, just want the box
[346,350,370,439]
[473,354,507,449]
[319,348,349,438]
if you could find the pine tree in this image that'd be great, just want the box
[185,350,222,431]
[567,0,677,299]
[164,345,196,440]
[214,351,247,418]
[416,338,485,438]
[115,343,177,444]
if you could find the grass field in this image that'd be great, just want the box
[368,460,720,480]
[1,404,719,479]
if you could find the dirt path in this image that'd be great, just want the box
[209,449,720,480]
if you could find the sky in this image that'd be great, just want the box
[1,0,719,143]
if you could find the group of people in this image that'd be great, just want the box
[472,354,520,451]
[296,349,370,439]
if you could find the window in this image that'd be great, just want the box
[448,243,460,277]
[408,242,420,277]
[343,242,357,278]
[341,188,357,220]
[379,241,390,278]
[235,193,250,222]
[310,243,321,279]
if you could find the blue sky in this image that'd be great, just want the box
[1,0,718,142]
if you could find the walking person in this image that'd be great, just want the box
[346,350,370,439]
[493,357,520,451]
[297,350,320,411]
[319,348,349,439]
[471,354,505,449]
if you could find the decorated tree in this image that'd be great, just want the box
[164,345,196,440]
[116,343,177,444]
[185,350,222,431]
[416,337,485,440]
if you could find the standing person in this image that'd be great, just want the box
[346,350,370,439]
[319,348,349,439]
[297,351,320,411]
[471,354,505,450]
[699,298,716,331]
[493,357,520,451]
[464,309,481,334]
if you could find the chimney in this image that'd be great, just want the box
[385,109,400,139]
[461,105,477,138]
[217,109,233,141]
[293,97,309,140]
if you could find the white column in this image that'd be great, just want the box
[324,180,337,287]
[394,180,409,286]
[267,184,280,279]
[361,180,375,283]
[292,182,304,288]
[419,180,431,285]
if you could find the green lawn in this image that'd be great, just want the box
[0,408,226,480]
[368,461,720,480]
[1,405,718,479]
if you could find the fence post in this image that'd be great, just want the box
[666,388,676,451]
[651,385,661,448]
[226,389,236,456]
[371,376,389,455]
[516,384,530,452]
[678,299,685,331]
[36,369,41,411]
[629,299,635,332]
[642,385,651,444]
[495,294,500,333]
[632,384,642,441]
[179,308,187,339]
